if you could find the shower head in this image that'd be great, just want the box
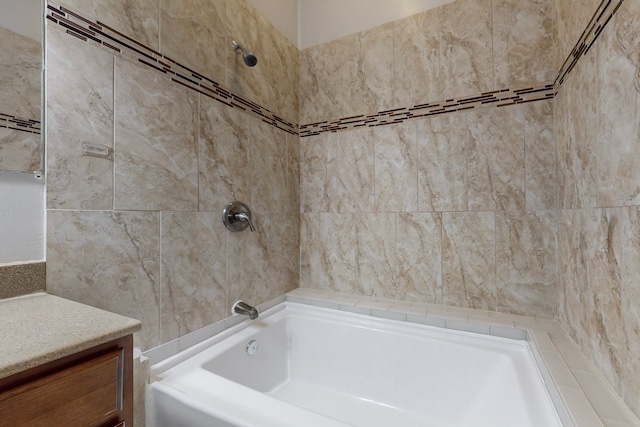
[232,40,258,67]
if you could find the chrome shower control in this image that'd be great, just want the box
[222,201,255,232]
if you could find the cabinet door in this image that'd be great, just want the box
[0,347,124,426]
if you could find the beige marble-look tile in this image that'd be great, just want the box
[393,8,441,107]
[395,212,442,304]
[300,132,335,213]
[558,48,598,209]
[335,127,375,213]
[559,208,625,395]
[160,0,226,84]
[355,213,396,298]
[59,0,159,50]
[253,13,300,125]
[442,211,496,310]
[46,26,114,210]
[300,213,358,293]
[619,206,640,417]
[525,99,555,210]
[374,121,417,212]
[300,23,393,124]
[417,112,467,212]
[46,210,160,351]
[493,0,553,89]
[13,32,41,121]
[160,212,227,343]
[226,0,262,105]
[285,133,300,214]
[114,58,198,211]
[467,105,525,211]
[552,0,601,75]
[596,8,640,207]
[228,212,299,307]
[440,0,493,98]
[251,119,287,213]
[0,129,40,173]
[0,26,15,116]
[199,96,251,212]
[496,210,557,318]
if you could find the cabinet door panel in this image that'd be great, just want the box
[0,348,123,426]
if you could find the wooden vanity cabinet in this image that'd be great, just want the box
[0,335,133,427]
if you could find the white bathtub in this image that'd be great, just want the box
[147,303,565,427]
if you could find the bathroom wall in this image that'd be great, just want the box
[554,0,640,417]
[45,0,300,351]
[299,0,558,318]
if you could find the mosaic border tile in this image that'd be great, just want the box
[45,2,298,137]
[555,0,625,86]
[300,85,555,137]
[0,112,41,135]
[46,0,623,140]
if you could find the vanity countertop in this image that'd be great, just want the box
[0,292,141,380]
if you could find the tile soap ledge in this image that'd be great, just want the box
[0,292,141,380]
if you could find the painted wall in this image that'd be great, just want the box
[299,0,557,318]
[554,0,640,417]
[0,172,44,263]
[45,0,300,351]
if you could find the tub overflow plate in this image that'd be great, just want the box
[246,340,259,356]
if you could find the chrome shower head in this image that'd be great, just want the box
[232,40,258,67]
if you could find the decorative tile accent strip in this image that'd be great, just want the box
[45,2,298,136]
[300,84,555,137]
[0,113,41,135]
[555,0,624,86]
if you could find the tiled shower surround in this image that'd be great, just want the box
[44,0,640,419]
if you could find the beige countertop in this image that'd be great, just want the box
[0,292,141,380]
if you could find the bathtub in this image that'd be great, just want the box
[147,302,565,427]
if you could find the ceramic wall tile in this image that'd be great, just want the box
[13,33,41,121]
[558,208,625,394]
[58,0,159,50]
[300,132,335,213]
[300,213,358,292]
[228,213,299,305]
[596,9,640,207]
[393,8,441,107]
[355,213,396,298]
[467,106,525,211]
[160,212,227,343]
[0,27,14,116]
[525,99,555,210]
[559,51,598,209]
[619,206,640,416]
[300,23,393,124]
[395,213,442,304]
[286,133,300,214]
[440,0,493,98]
[496,210,557,318]
[0,129,40,173]
[114,59,198,211]
[493,0,553,89]
[226,0,261,102]
[442,211,496,310]
[334,127,375,213]
[160,0,226,84]
[251,120,287,213]
[46,27,114,210]
[552,0,601,75]
[47,210,160,351]
[417,112,468,212]
[199,95,251,212]
[374,121,418,212]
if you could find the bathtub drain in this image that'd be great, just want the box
[246,340,259,356]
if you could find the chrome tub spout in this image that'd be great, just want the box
[232,301,259,320]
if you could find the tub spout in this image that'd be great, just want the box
[232,301,259,320]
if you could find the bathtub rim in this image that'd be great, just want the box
[146,300,574,427]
